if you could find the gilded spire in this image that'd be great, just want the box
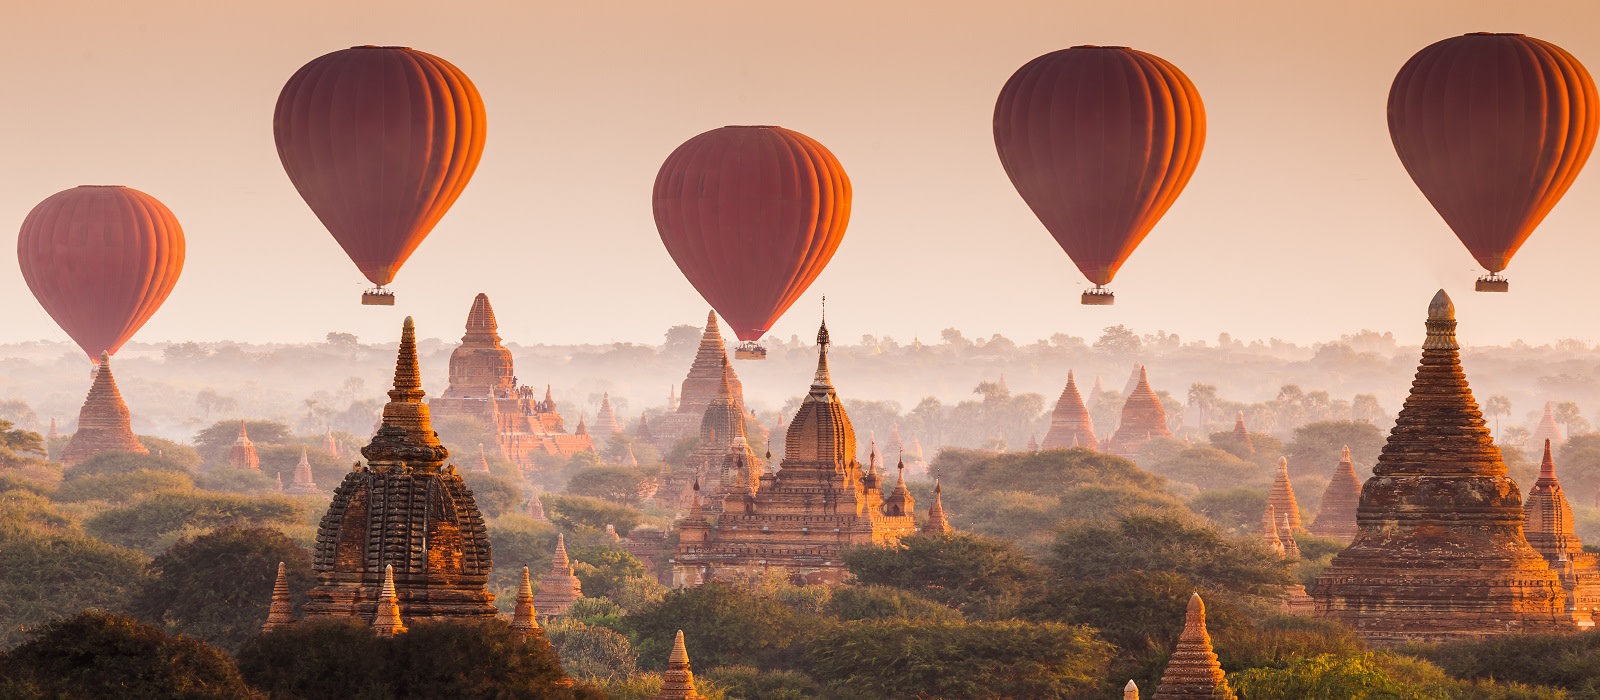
[371,564,407,636]
[1423,289,1458,351]
[510,565,540,637]
[923,480,951,534]
[651,629,703,700]
[262,561,294,632]
[810,316,834,397]
[361,318,449,472]
[1153,593,1235,699]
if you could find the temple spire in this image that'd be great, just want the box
[1268,457,1301,529]
[650,629,703,700]
[286,447,319,494]
[371,564,407,636]
[533,533,583,617]
[1152,593,1235,699]
[810,314,834,396]
[262,561,294,632]
[1309,445,1361,539]
[1232,412,1254,454]
[923,480,951,534]
[59,352,147,467]
[361,318,448,472]
[510,565,540,637]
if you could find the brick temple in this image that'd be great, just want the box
[1107,366,1172,458]
[58,353,147,467]
[1041,369,1098,451]
[647,312,763,451]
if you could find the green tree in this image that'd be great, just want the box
[85,492,303,552]
[544,618,637,682]
[1189,488,1269,534]
[567,466,656,506]
[0,418,45,469]
[701,666,821,700]
[824,585,962,623]
[193,420,293,465]
[1094,325,1142,354]
[1414,631,1600,693]
[130,528,314,651]
[0,611,258,699]
[0,523,149,648]
[623,582,803,670]
[1150,447,1264,491]
[63,449,191,480]
[570,546,650,601]
[544,493,645,534]
[1047,515,1293,597]
[843,532,1044,618]
[461,470,526,518]
[803,620,1113,700]
[1285,421,1385,478]
[55,468,194,503]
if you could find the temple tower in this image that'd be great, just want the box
[442,293,514,399]
[302,318,497,624]
[922,480,951,534]
[229,421,260,470]
[1309,446,1361,539]
[592,393,623,446]
[1232,412,1254,453]
[59,353,147,467]
[1107,367,1172,457]
[285,447,320,494]
[370,565,407,637]
[533,534,582,618]
[510,565,540,638]
[1267,457,1301,530]
[262,562,295,632]
[1311,291,1569,643]
[1152,593,1236,700]
[1042,370,1098,451]
[649,312,753,449]
[1530,402,1565,449]
[1524,440,1600,627]
[650,630,703,700]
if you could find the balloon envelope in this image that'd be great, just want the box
[1389,33,1597,274]
[993,46,1205,288]
[17,185,185,361]
[653,126,851,342]
[273,46,486,287]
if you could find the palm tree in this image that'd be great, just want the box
[1187,383,1219,431]
[1484,395,1511,440]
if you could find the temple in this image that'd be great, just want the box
[591,393,624,447]
[427,294,593,471]
[651,630,703,700]
[262,562,294,632]
[229,421,260,470]
[1041,370,1098,451]
[510,566,540,638]
[58,353,147,467]
[301,318,498,625]
[647,312,759,450]
[1106,367,1172,457]
[1530,402,1565,449]
[658,361,764,512]
[1152,593,1236,700]
[1524,440,1600,628]
[533,534,583,618]
[922,480,951,534]
[1309,446,1361,539]
[285,447,320,494]
[1267,457,1301,530]
[1311,291,1570,644]
[672,316,918,586]
[1231,412,1254,453]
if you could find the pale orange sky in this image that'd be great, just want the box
[3,1,1598,349]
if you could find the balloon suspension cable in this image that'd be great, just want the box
[362,286,396,306]
[1474,273,1509,293]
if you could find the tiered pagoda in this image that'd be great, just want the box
[427,294,593,470]
[1267,457,1301,530]
[672,317,918,586]
[647,312,761,450]
[533,534,582,618]
[658,361,763,512]
[591,393,623,447]
[1232,412,1254,453]
[229,421,260,470]
[1106,367,1172,458]
[301,318,498,625]
[1529,402,1565,449]
[1311,291,1570,644]
[285,448,320,494]
[922,481,951,534]
[1152,593,1236,700]
[1524,440,1600,628]
[1309,446,1361,539]
[651,630,703,700]
[1041,370,1098,450]
[58,353,147,467]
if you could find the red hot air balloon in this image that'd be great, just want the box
[994,46,1205,305]
[273,46,487,305]
[17,186,185,362]
[653,126,851,359]
[1389,33,1597,293]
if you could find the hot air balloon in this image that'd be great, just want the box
[653,126,851,359]
[1389,33,1597,293]
[273,46,487,305]
[16,185,185,361]
[994,46,1205,305]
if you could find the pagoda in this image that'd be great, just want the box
[1266,457,1301,530]
[591,393,624,447]
[427,293,592,471]
[285,447,320,495]
[1041,370,1097,451]
[1231,412,1254,453]
[659,361,763,512]
[301,318,498,625]
[651,630,703,700]
[922,480,952,534]
[1309,446,1361,539]
[533,533,582,618]
[229,421,260,470]
[1106,367,1172,458]
[648,312,758,450]
[672,316,918,586]
[1529,402,1565,449]
[58,353,147,467]
[262,562,295,632]
[1152,593,1236,700]
[1311,291,1570,644]
[510,566,540,638]
[1524,440,1600,627]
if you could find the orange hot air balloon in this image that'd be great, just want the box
[994,46,1205,305]
[16,186,185,361]
[653,126,851,359]
[1389,33,1597,293]
[273,46,487,305]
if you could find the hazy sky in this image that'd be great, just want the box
[4,1,1598,350]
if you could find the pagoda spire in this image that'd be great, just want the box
[1526,439,1582,558]
[262,561,294,632]
[923,480,951,534]
[473,443,493,474]
[1278,513,1301,560]
[650,629,703,699]
[1124,680,1139,700]
[532,533,583,617]
[1310,446,1362,539]
[371,564,407,636]
[59,352,147,467]
[1232,412,1254,453]
[510,565,540,637]
[361,318,448,472]
[286,447,319,494]
[1152,593,1235,699]
[1268,457,1301,529]
[1261,504,1284,555]
[884,457,914,517]
[810,315,834,397]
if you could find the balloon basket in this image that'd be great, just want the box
[733,341,768,360]
[1475,274,1508,293]
[1081,288,1115,305]
[362,288,396,305]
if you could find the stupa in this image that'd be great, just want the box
[1106,367,1172,458]
[922,480,951,534]
[1267,457,1301,530]
[672,316,918,586]
[651,630,703,700]
[285,447,320,494]
[510,565,540,638]
[58,353,147,467]
[591,393,624,447]
[1309,446,1361,539]
[1524,440,1600,627]
[1231,412,1254,453]
[302,318,498,625]
[1529,402,1565,449]
[427,293,592,471]
[262,562,295,632]
[659,361,763,512]
[533,534,582,618]
[1311,291,1570,643]
[1042,370,1098,451]
[1152,593,1236,700]
[228,421,260,470]
[648,312,759,450]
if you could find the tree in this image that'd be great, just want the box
[544,618,637,683]
[1484,395,1513,439]
[1554,401,1586,437]
[1047,515,1293,597]
[193,420,293,465]
[1188,383,1219,430]
[0,418,45,469]
[0,611,258,700]
[802,620,1113,700]
[130,528,315,651]
[1415,631,1600,693]
[54,469,194,503]
[662,324,703,357]
[1150,447,1264,491]
[825,585,962,623]
[1554,435,1600,507]
[460,471,526,518]
[85,492,303,552]
[1094,325,1142,354]
[543,494,645,534]
[1351,393,1387,425]
[64,449,192,480]
[1286,421,1386,478]
[0,524,149,648]
[701,666,821,700]
[843,532,1044,618]
[622,582,803,670]
[567,466,655,506]
[569,546,650,601]
[1189,488,1269,534]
